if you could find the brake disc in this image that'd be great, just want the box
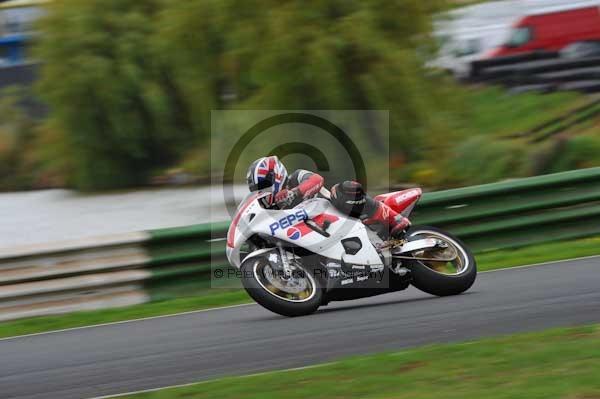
[263,265,308,294]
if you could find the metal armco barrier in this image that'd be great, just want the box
[412,167,600,250]
[1,167,599,321]
[470,52,600,94]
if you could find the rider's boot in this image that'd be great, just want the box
[363,200,411,239]
[390,215,411,239]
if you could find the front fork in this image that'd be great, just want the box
[277,244,293,279]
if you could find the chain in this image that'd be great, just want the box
[377,238,407,251]
[391,254,457,262]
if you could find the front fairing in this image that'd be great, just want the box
[226,191,268,268]
[226,195,383,270]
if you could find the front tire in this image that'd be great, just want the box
[404,226,477,296]
[240,255,323,317]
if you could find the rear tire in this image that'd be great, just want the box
[240,256,323,317]
[404,226,477,296]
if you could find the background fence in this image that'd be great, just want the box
[1,167,599,321]
[470,52,600,94]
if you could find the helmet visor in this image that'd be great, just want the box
[248,170,276,192]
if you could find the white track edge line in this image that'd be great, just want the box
[1,254,599,343]
[479,254,600,272]
[0,302,255,342]
[90,362,337,399]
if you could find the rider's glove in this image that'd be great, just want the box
[275,189,298,208]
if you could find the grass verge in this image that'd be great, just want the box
[476,236,600,271]
[0,236,598,339]
[120,323,600,399]
[0,290,250,339]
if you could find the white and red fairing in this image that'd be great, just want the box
[374,188,422,216]
[226,192,384,269]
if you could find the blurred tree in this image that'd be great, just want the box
[35,0,201,189]
[0,86,37,189]
[231,0,448,158]
[34,0,448,190]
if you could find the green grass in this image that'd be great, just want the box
[476,236,600,271]
[461,87,583,138]
[120,324,600,399]
[0,236,598,340]
[412,87,590,188]
[0,290,250,339]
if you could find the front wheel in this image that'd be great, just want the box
[403,226,477,296]
[240,253,323,317]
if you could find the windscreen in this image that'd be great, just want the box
[506,26,533,47]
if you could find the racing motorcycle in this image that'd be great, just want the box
[226,187,476,317]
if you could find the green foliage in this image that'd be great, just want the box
[549,134,600,172]
[33,0,448,190]
[23,0,600,191]
[0,86,38,190]
[444,135,529,186]
[410,87,598,188]
[232,0,447,156]
[35,0,202,190]
[456,87,581,137]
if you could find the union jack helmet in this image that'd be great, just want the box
[246,156,288,205]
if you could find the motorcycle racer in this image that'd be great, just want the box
[246,156,410,238]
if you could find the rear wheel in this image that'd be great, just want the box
[403,226,477,296]
[240,253,323,317]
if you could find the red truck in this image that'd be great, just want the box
[490,5,600,57]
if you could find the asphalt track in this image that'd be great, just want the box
[1,257,599,399]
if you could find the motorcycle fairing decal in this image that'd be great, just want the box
[374,188,422,215]
[312,213,340,228]
[269,209,309,235]
[227,193,259,248]
[286,213,340,239]
[286,227,301,240]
